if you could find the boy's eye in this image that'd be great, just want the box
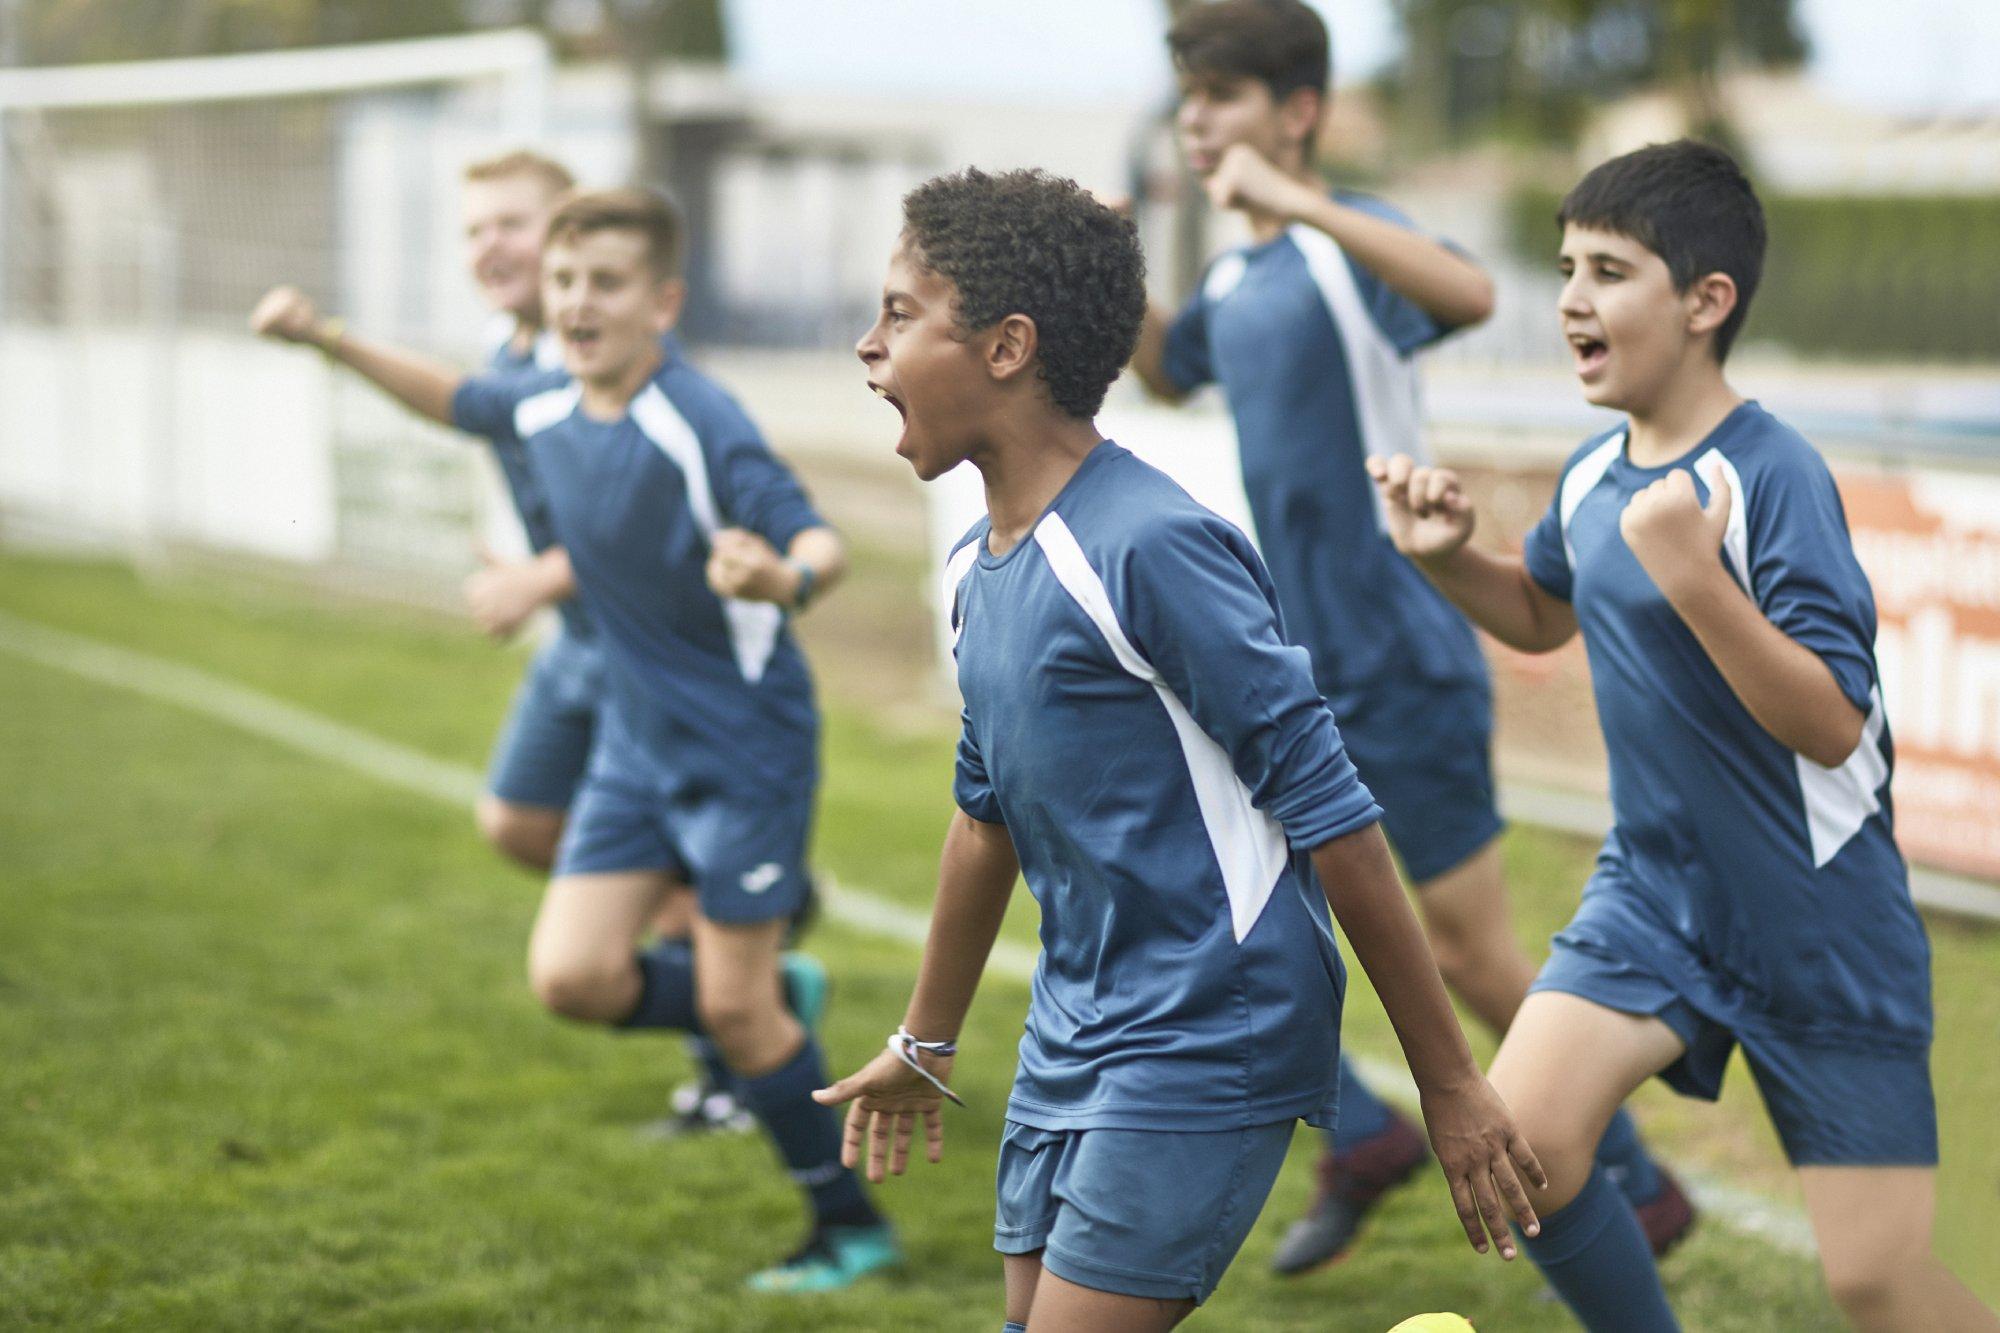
[1595,265,1623,281]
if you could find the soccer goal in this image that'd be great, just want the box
[0,30,552,605]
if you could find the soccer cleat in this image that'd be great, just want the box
[1634,1168,1697,1259]
[745,1222,901,1293]
[645,1078,756,1139]
[1271,1111,1430,1276]
[782,951,830,1033]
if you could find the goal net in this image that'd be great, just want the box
[0,30,552,606]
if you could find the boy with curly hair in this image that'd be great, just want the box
[820,167,1544,1332]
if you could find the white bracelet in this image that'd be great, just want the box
[888,1028,966,1107]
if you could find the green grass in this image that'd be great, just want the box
[1,549,1993,1328]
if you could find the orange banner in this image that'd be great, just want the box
[1840,467,2000,880]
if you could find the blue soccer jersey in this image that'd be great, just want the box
[1522,402,1932,1049]
[1161,193,1481,694]
[478,323,592,639]
[453,344,825,800]
[946,441,1384,1133]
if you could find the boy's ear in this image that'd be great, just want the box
[1278,86,1324,156]
[1685,271,1739,343]
[652,277,687,333]
[986,313,1039,386]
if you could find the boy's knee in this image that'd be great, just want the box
[1420,903,1520,979]
[695,990,767,1054]
[476,796,560,871]
[1820,1248,1912,1323]
[528,952,632,1022]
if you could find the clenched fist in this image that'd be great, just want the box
[1619,461,1733,602]
[1203,143,1317,219]
[249,285,330,347]
[705,527,798,605]
[1367,452,1477,563]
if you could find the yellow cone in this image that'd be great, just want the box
[1387,1316,1476,1333]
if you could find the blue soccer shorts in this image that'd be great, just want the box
[485,632,605,810]
[554,772,814,925]
[1330,669,1503,885]
[993,1119,1295,1305]
[1534,933,1938,1166]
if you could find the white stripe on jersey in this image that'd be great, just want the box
[1032,512,1290,943]
[943,539,979,650]
[1557,432,1624,574]
[1694,446,1888,867]
[1288,224,1429,531]
[628,383,781,684]
[515,384,581,440]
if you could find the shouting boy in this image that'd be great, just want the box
[1371,140,1994,1332]
[821,167,1543,1333]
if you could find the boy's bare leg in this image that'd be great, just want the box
[1022,1269,1194,1333]
[475,795,566,873]
[650,889,695,941]
[1003,1251,1043,1329]
[689,913,800,1076]
[1486,992,1685,1211]
[526,871,672,1021]
[1800,1167,1999,1332]
[1412,839,1539,1035]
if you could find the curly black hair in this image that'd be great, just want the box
[900,168,1146,420]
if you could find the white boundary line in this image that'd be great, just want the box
[0,609,1817,1256]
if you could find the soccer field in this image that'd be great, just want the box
[2,546,1994,1330]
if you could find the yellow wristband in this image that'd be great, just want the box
[316,317,346,357]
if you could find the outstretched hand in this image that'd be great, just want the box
[1419,1075,1547,1260]
[813,1045,954,1184]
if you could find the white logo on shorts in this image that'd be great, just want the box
[740,862,783,895]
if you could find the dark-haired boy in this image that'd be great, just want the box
[821,166,1543,1332]
[261,187,892,1291]
[1372,139,1994,1332]
[1127,0,1684,1271]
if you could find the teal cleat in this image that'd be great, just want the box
[745,1223,901,1293]
[781,951,829,1033]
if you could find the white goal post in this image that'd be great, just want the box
[0,29,552,600]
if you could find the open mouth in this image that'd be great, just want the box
[1568,333,1609,378]
[869,381,907,421]
[563,328,601,353]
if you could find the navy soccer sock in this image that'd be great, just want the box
[1325,1053,1396,1155]
[739,1036,879,1230]
[689,1036,739,1094]
[1594,1107,1664,1207]
[617,939,701,1031]
[1522,1166,1678,1332]
[1003,1323,1027,1333]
